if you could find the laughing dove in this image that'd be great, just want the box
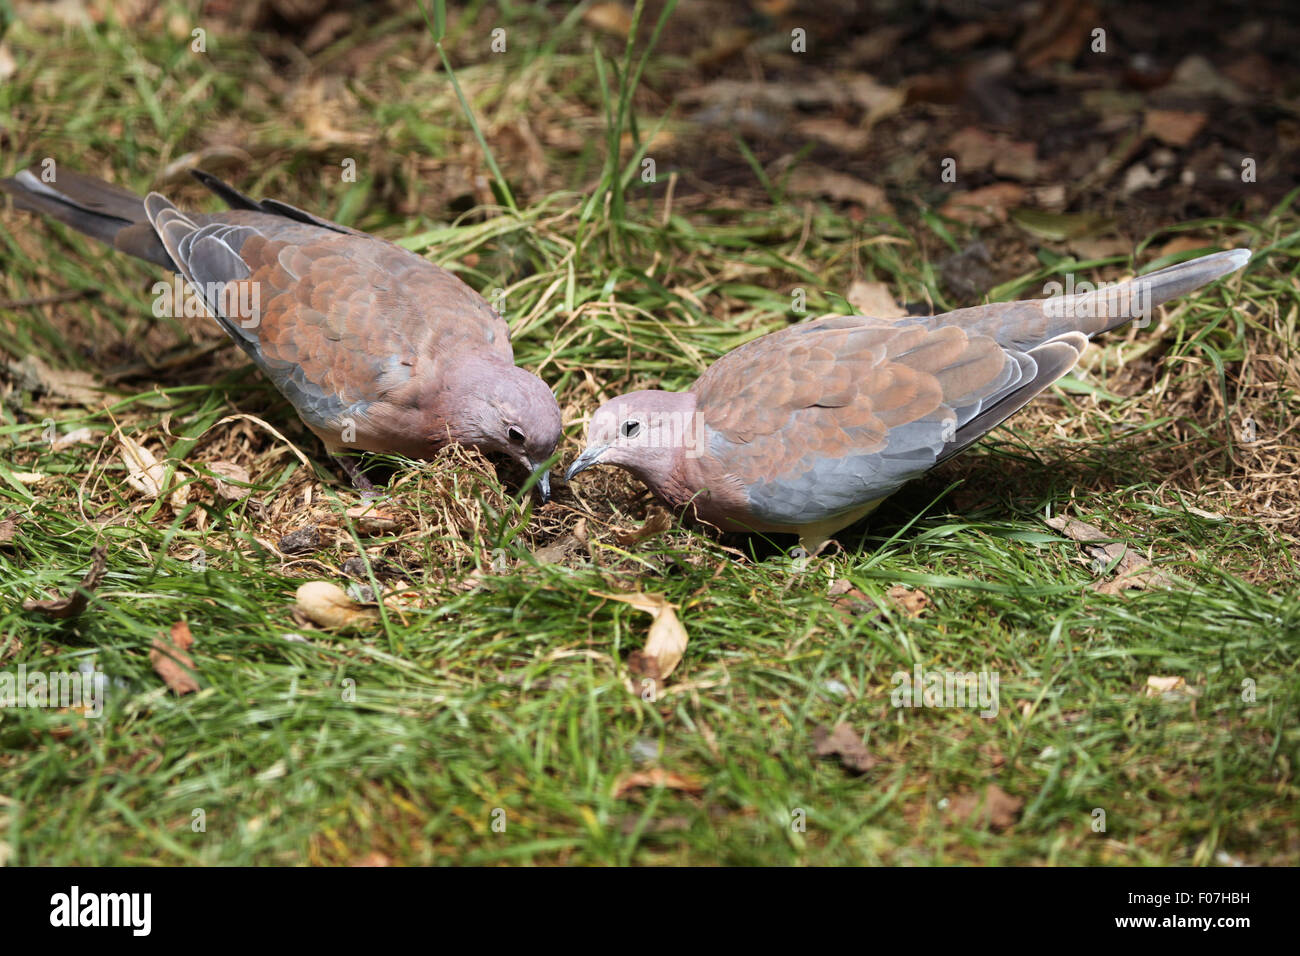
[567,249,1251,552]
[0,167,562,497]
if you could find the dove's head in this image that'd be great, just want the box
[565,389,701,488]
[445,360,562,500]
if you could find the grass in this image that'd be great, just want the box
[0,2,1297,866]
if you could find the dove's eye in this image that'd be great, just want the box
[620,420,641,439]
[507,426,525,444]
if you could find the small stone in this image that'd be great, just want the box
[278,526,321,554]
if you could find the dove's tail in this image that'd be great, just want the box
[1061,248,1251,336]
[0,168,176,269]
[937,249,1251,352]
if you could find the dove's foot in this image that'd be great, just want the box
[331,454,383,498]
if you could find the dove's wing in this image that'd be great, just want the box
[143,194,513,443]
[690,314,1085,526]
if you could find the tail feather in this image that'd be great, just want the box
[0,168,175,269]
[933,249,1251,352]
[1067,248,1252,336]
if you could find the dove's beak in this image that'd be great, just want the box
[522,458,552,503]
[565,444,609,482]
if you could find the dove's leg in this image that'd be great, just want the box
[331,454,382,497]
[794,499,885,559]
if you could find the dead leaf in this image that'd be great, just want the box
[612,767,705,797]
[350,851,392,867]
[116,428,186,508]
[813,722,878,773]
[992,140,1039,181]
[940,183,1026,226]
[205,461,252,501]
[151,620,199,695]
[596,591,689,685]
[1017,0,1097,70]
[1121,162,1165,196]
[887,586,930,617]
[846,280,906,319]
[6,355,105,408]
[531,531,585,564]
[51,426,99,452]
[22,546,107,620]
[796,117,869,153]
[946,784,1023,830]
[611,506,673,546]
[295,581,379,631]
[1156,236,1214,259]
[828,578,884,621]
[0,517,21,547]
[1145,675,1200,699]
[1144,109,1207,147]
[945,126,1000,173]
[787,166,893,214]
[1046,515,1172,593]
[345,504,404,534]
[583,2,632,37]
[1167,54,1248,104]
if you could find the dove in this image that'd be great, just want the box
[0,167,562,497]
[566,249,1251,553]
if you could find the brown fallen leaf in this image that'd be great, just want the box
[531,533,582,564]
[796,117,869,153]
[1156,235,1214,259]
[887,585,930,617]
[786,166,893,214]
[345,504,404,534]
[846,280,906,319]
[993,140,1040,181]
[945,126,1000,173]
[22,546,107,620]
[828,578,885,621]
[1017,0,1097,70]
[1144,675,1200,699]
[205,461,252,501]
[294,581,379,630]
[611,506,673,546]
[612,767,705,798]
[115,428,187,508]
[813,722,878,773]
[350,851,392,867]
[6,354,106,408]
[939,183,1026,226]
[151,620,199,695]
[1046,515,1173,594]
[1143,108,1208,148]
[583,2,633,38]
[595,590,689,685]
[945,783,1023,830]
[0,516,21,547]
